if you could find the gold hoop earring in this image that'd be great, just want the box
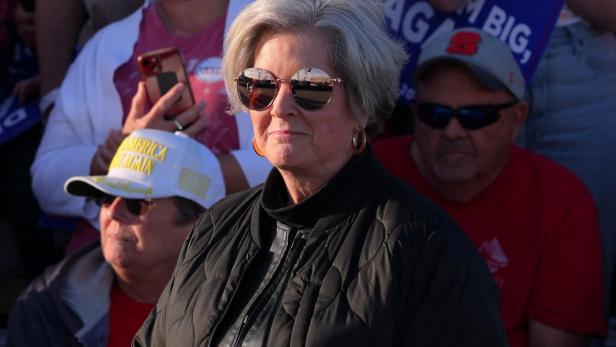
[351,128,367,155]
[252,138,265,157]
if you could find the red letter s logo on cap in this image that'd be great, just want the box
[447,32,481,56]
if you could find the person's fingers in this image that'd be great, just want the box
[183,114,208,138]
[173,102,203,128]
[148,83,186,119]
[182,105,207,138]
[123,84,148,135]
[128,82,148,119]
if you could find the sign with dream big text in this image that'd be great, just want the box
[385,0,565,104]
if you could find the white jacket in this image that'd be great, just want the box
[31,0,268,228]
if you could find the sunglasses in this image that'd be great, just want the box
[235,67,343,111]
[95,196,153,216]
[414,100,518,130]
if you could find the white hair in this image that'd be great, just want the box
[222,0,408,135]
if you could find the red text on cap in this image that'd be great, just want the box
[447,32,481,56]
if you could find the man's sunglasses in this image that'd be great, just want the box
[414,100,518,130]
[95,196,153,216]
[235,67,343,111]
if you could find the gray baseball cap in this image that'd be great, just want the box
[415,27,525,100]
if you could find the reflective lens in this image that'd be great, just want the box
[95,196,151,216]
[414,101,517,130]
[236,67,343,111]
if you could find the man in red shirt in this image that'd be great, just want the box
[373,28,606,347]
[7,129,212,347]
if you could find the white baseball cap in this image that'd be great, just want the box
[65,129,225,208]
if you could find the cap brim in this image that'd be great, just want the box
[64,176,153,199]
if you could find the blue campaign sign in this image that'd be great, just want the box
[0,95,42,145]
[385,0,564,104]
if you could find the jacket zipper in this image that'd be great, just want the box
[231,228,308,347]
[260,230,308,347]
[222,227,290,346]
[207,249,260,347]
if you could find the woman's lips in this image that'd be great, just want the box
[268,130,307,140]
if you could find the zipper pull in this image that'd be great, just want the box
[297,228,309,240]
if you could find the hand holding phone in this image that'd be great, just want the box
[137,47,195,117]
[122,81,207,137]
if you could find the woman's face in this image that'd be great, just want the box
[249,31,359,176]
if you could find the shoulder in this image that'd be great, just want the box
[181,185,262,258]
[366,155,463,245]
[364,158,502,330]
[17,242,102,299]
[71,5,144,67]
[8,244,103,342]
[85,5,144,47]
[204,184,263,227]
[362,155,490,279]
[514,146,595,203]
[60,5,145,97]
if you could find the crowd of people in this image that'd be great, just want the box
[0,0,614,346]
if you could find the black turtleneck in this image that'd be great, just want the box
[260,149,372,230]
[213,150,378,347]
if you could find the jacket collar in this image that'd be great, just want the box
[259,148,382,231]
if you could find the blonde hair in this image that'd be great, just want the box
[222,0,408,135]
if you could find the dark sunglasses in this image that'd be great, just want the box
[235,67,343,111]
[95,196,153,216]
[414,100,518,130]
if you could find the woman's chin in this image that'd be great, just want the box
[266,145,309,169]
[271,158,304,172]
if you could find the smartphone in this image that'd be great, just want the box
[137,47,195,117]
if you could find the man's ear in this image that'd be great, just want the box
[510,101,528,141]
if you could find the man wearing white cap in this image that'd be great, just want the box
[7,129,215,347]
[373,28,605,346]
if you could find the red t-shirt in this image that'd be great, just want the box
[106,281,154,347]
[372,135,606,347]
[113,4,238,155]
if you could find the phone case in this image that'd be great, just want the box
[137,47,195,117]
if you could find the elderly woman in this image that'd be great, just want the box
[133,0,507,346]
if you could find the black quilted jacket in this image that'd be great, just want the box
[133,151,508,347]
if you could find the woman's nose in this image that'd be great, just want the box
[270,81,297,118]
